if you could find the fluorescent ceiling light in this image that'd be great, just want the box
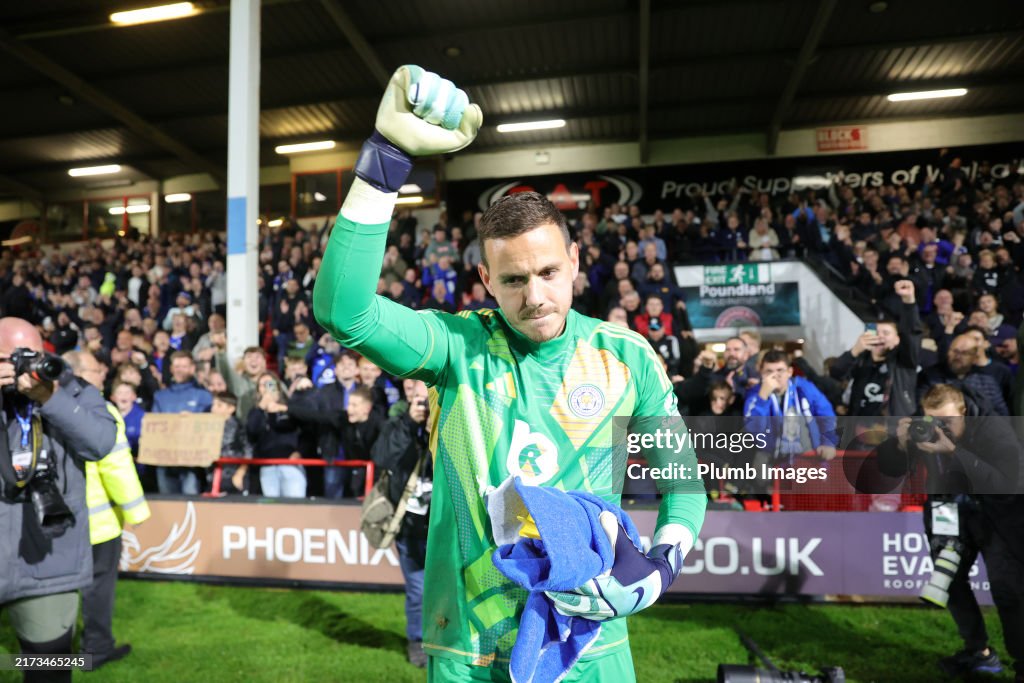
[398,183,422,194]
[109,205,151,215]
[887,88,967,102]
[164,193,191,203]
[110,2,197,26]
[395,196,424,205]
[267,218,284,228]
[496,119,566,133]
[275,140,336,154]
[68,164,121,177]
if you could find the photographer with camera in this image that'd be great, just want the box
[0,317,117,682]
[878,384,1024,680]
[370,379,433,668]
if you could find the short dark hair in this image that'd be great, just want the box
[333,350,358,365]
[759,349,790,368]
[707,380,733,398]
[350,385,374,404]
[213,391,238,407]
[170,350,194,364]
[478,192,570,266]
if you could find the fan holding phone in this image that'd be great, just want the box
[830,279,921,417]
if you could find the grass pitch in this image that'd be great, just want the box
[0,580,1012,682]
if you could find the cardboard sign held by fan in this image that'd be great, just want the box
[137,413,226,467]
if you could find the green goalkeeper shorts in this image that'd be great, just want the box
[426,649,636,682]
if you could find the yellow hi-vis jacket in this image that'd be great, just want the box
[85,404,151,545]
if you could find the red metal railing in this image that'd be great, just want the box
[204,458,375,498]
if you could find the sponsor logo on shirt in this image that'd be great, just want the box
[507,420,559,485]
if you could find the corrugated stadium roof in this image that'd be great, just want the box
[0,0,1021,199]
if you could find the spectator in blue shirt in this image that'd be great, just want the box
[421,255,458,305]
[638,224,667,262]
[744,349,838,462]
[110,380,153,491]
[152,351,213,494]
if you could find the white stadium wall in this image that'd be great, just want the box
[445,112,1024,181]
[673,261,865,368]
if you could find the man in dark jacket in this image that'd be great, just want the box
[921,334,1009,416]
[0,317,118,682]
[877,384,1023,680]
[339,386,384,498]
[713,336,755,405]
[289,381,382,499]
[0,273,34,321]
[288,375,348,499]
[371,378,432,668]
[830,280,920,417]
[876,254,925,321]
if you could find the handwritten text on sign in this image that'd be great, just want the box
[137,413,226,466]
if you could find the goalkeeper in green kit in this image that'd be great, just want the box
[313,65,706,682]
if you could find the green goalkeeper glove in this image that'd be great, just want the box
[356,65,483,193]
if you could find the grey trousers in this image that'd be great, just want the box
[3,590,78,644]
[2,591,78,683]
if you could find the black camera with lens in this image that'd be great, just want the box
[9,347,66,384]
[0,442,75,539]
[25,459,75,539]
[908,416,951,444]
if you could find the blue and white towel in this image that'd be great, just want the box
[488,476,642,683]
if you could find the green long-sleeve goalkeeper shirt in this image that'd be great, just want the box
[314,179,706,668]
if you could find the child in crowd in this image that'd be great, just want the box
[212,391,252,495]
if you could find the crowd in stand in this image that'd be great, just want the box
[0,149,1022,498]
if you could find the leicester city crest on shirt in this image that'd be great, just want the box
[568,383,605,419]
